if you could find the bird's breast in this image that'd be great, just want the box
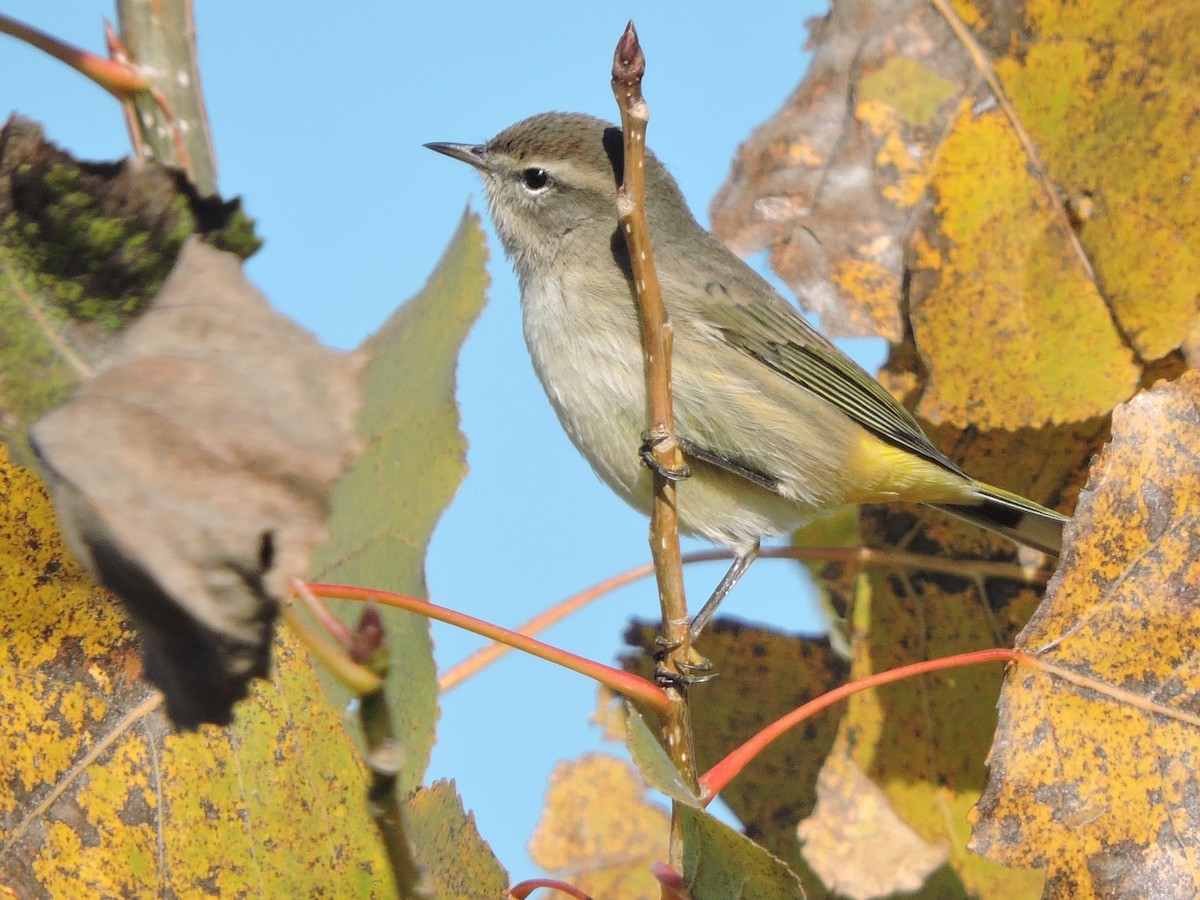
[517,272,810,553]
[520,274,649,502]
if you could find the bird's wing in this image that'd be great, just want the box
[702,302,967,478]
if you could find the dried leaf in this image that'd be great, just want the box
[30,239,362,727]
[529,754,669,899]
[971,371,1200,898]
[590,686,628,743]
[0,115,258,461]
[710,0,973,341]
[798,754,947,899]
[824,547,1047,898]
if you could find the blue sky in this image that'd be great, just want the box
[3,1,865,883]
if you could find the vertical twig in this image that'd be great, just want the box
[610,19,699,866]
[116,0,218,194]
[353,606,429,899]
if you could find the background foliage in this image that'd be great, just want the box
[3,1,1199,897]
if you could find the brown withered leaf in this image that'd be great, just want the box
[0,115,258,462]
[711,0,1200,430]
[798,754,948,899]
[710,0,971,341]
[30,239,363,728]
[970,371,1200,898]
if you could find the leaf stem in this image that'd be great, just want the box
[352,612,430,899]
[0,13,149,98]
[439,560,655,691]
[280,603,382,696]
[439,545,1047,690]
[1013,650,1200,728]
[700,647,1014,801]
[305,582,671,714]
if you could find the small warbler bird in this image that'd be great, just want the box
[427,112,1067,636]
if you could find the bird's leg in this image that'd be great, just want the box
[689,539,760,642]
[653,542,760,683]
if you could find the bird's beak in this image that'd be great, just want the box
[424,141,488,171]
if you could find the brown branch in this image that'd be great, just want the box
[611,19,698,869]
[116,0,218,194]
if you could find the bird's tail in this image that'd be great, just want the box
[931,483,1067,557]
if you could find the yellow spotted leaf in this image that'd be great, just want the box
[404,781,509,898]
[529,754,669,899]
[995,0,1200,361]
[713,0,1200,431]
[971,371,1200,897]
[0,445,391,897]
[909,100,1139,428]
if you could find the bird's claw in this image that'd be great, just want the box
[639,434,691,481]
[653,641,717,686]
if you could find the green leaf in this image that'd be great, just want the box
[681,804,806,899]
[311,209,489,792]
[625,704,702,807]
[405,780,509,897]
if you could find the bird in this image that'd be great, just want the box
[427,112,1067,638]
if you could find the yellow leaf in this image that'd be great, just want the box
[822,552,1045,899]
[999,2,1200,360]
[529,754,668,899]
[0,445,390,896]
[910,102,1140,428]
[971,371,1200,896]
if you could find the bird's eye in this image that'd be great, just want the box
[521,168,550,191]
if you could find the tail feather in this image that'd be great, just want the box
[931,483,1067,557]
